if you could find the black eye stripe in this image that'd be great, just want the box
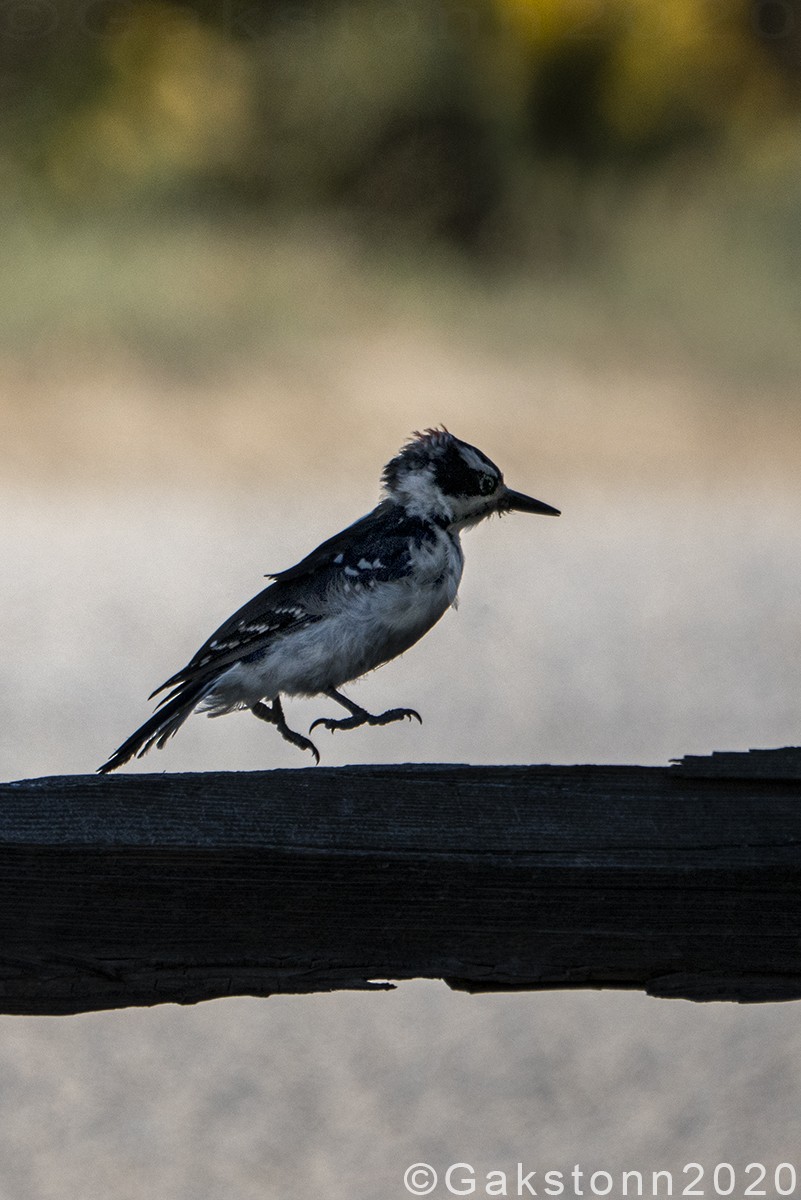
[434,447,500,497]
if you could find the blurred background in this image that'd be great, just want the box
[2,0,801,1196]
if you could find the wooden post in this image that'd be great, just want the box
[0,749,800,1014]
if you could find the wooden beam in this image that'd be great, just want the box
[1,751,801,1014]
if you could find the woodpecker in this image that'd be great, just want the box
[98,428,559,772]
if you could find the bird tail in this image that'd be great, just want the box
[97,679,212,774]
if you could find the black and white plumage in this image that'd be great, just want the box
[98,428,559,772]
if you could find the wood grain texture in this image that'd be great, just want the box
[1,753,800,1013]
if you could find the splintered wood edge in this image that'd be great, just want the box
[670,747,801,780]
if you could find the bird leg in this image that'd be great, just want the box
[310,689,422,735]
[252,697,320,764]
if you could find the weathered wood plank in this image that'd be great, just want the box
[0,754,799,1013]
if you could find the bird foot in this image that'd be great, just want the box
[278,725,321,764]
[310,707,422,735]
[253,700,320,764]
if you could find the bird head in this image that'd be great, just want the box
[381,428,560,529]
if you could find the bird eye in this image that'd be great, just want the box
[478,473,497,496]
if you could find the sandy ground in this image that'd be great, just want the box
[1,337,800,1198]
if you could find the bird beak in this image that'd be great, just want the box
[500,487,561,517]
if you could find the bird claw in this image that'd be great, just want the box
[253,699,320,763]
[276,724,320,764]
[298,736,321,765]
[309,716,342,734]
[309,707,422,735]
[381,707,422,726]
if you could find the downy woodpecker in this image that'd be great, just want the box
[99,428,559,771]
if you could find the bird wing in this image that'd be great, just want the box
[268,500,397,583]
[150,502,429,703]
[150,590,319,702]
[269,501,439,596]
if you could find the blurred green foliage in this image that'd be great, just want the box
[3,0,801,240]
[504,0,801,159]
[3,0,801,385]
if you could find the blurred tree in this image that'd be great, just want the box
[2,0,801,246]
[45,3,253,196]
[495,0,801,164]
